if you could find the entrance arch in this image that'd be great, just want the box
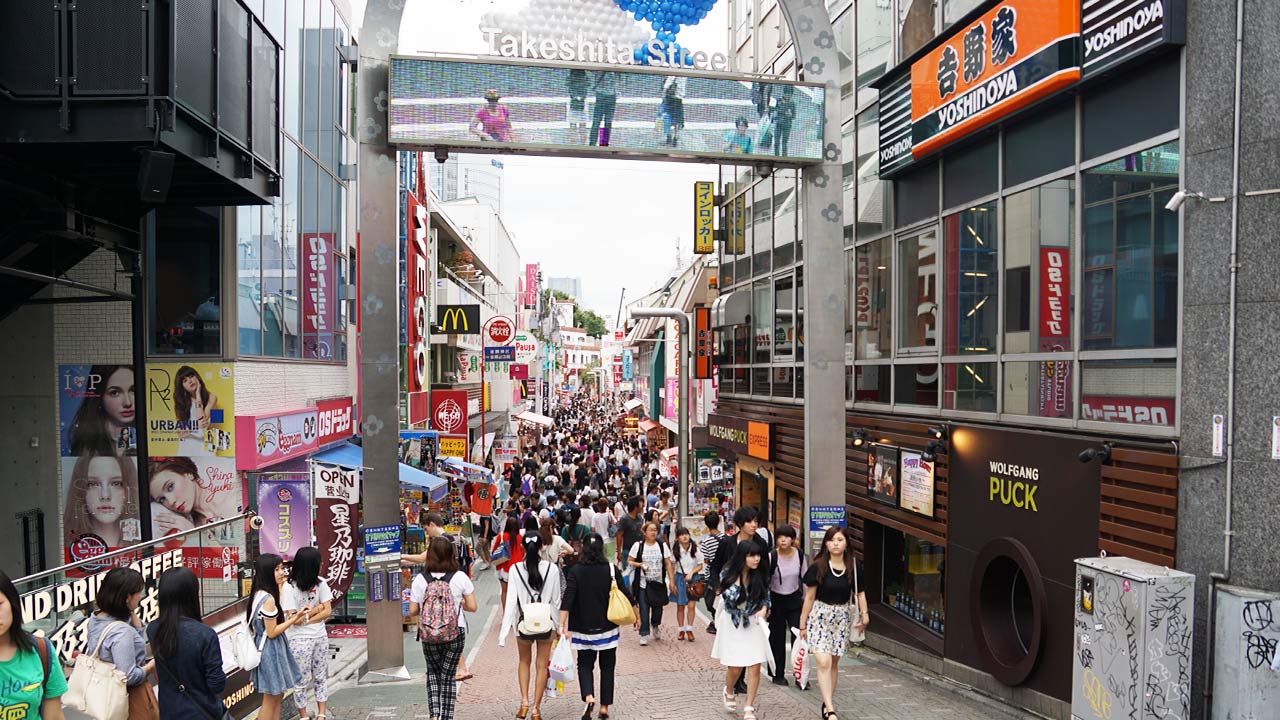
[356,0,846,676]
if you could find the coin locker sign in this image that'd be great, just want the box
[694,181,715,254]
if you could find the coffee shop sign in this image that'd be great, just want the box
[483,28,731,71]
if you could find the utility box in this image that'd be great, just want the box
[1211,584,1280,719]
[1070,557,1194,720]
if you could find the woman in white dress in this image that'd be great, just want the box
[711,539,771,720]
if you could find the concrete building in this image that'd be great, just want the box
[428,154,504,214]
[547,276,583,300]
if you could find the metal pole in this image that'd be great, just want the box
[629,308,690,526]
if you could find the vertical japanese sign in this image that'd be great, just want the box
[524,263,539,307]
[406,191,431,394]
[313,463,360,600]
[664,377,679,419]
[694,307,712,379]
[622,349,634,380]
[694,181,715,254]
[731,194,746,254]
[256,474,312,560]
[1038,247,1071,418]
[301,232,336,360]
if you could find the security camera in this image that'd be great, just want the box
[1078,444,1112,464]
[248,513,265,530]
[433,147,449,164]
[754,162,774,179]
[1165,190,1188,212]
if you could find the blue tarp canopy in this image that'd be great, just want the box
[312,442,449,502]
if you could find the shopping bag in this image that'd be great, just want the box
[759,616,776,676]
[790,627,812,690]
[548,638,576,684]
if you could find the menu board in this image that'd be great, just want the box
[898,449,936,518]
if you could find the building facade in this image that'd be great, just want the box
[547,276,584,300]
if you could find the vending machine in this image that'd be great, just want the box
[1071,556,1194,720]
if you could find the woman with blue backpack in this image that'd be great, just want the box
[410,536,478,720]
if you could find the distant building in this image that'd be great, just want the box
[429,155,503,213]
[547,276,582,300]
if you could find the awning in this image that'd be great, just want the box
[660,447,679,458]
[312,442,449,501]
[514,410,554,428]
[441,456,493,477]
[712,289,750,327]
[471,432,496,464]
[623,398,644,412]
[638,419,661,433]
[468,409,510,431]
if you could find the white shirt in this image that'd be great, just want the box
[498,560,563,646]
[674,544,701,576]
[628,540,672,585]
[589,509,612,538]
[410,571,475,630]
[539,535,572,564]
[280,580,334,640]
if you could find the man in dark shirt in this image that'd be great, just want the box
[614,496,644,569]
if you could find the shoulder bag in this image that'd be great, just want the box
[231,593,269,671]
[606,565,638,626]
[64,620,130,720]
[848,563,866,646]
[156,657,232,720]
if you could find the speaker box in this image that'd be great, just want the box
[138,150,175,204]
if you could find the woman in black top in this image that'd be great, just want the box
[148,567,227,720]
[798,526,868,720]
[558,532,620,720]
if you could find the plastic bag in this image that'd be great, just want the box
[790,627,811,690]
[549,638,576,684]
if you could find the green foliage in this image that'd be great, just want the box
[574,307,608,338]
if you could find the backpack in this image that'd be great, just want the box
[418,572,462,644]
[560,525,588,568]
[514,565,555,636]
[770,549,806,591]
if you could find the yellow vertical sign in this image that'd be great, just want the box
[694,181,714,254]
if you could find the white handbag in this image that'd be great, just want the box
[63,620,130,720]
[848,564,866,646]
[231,593,269,671]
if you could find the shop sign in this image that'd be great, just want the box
[1081,395,1174,426]
[485,346,516,362]
[731,194,746,254]
[300,232,336,359]
[513,332,539,363]
[524,263,538,307]
[256,474,312,560]
[235,398,354,470]
[787,496,803,531]
[486,315,515,345]
[510,363,530,380]
[363,524,401,564]
[694,307,712,379]
[694,181,715,254]
[313,464,360,504]
[315,496,357,599]
[1082,0,1185,78]
[808,505,845,535]
[899,450,936,518]
[406,192,431,393]
[494,435,520,470]
[440,435,468,458]
[866,445,900,507]
[614,329,625,342]
[664,377,678,419]
[706,413,772,461]
[145,362,236,457]
[430,390,469,434]
[436,304,481,335]
[622,349,634,380]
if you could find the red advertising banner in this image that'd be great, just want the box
[510,363,529,380]
[1082,396,1175,426]
[408,391,429,427]
[1037,247,1071,418]
[430,390,469,434]
[694,307,712,379]
[524,263,538,307]
[406,190,430,393]
[301,232,336,359]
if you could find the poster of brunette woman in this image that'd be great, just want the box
[147,455,246,578]
[143,362,237,458]
[59,364,137,456]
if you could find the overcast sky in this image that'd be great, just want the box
[350,0,728,322]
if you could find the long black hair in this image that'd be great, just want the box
[248,553,284,621]
[521,533,545,593]
[579,532,606,565]
[173,365,210,422]
[0,570,34,653]
[672,526,698,563]
[152,567,201,659]
[718,539,768,602]
[813,525,856,588]
[291,547,321,592]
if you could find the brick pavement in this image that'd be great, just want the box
[324,566,1036,720]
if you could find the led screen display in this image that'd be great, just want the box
[388,56,826,164]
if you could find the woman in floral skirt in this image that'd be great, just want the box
[798,526,868,720]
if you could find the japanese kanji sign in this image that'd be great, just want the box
[694,307,712,380]
[694,181,715,254]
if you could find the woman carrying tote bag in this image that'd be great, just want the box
[558,533,620,720]
[71,567,157,720]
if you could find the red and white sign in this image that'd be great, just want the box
[235,398,355,470]
[301,233,336,359]
[406,188,431,393]
[524,263,538,307]
[510,363,529,380]
[1082,396,1175,426]
[430,390,469,434]
[486,315,515,346]
[1039,248,1069,347]
[613,330,624,342]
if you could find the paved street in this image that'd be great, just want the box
[323,566,1034,720]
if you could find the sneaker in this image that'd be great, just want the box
[639,635,650,646]
[473,561,489,571]
[706,622,717,635]
[771,676,789,687]
[653,625,662,641]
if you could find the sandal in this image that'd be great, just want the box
[598,711,610,720]
[722,686,737,711]
[531,710,543,720]
[582,698,596,720]
[821,704,839,720]
[516,705,529,719]
[744,706,757,720]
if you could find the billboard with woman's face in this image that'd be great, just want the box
[144,362,236,458]
[61,455,143,570]
[147,455,245,578]
[59,364,137,456]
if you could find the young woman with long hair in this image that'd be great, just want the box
[63,453,141,549]
[282,547,333,720]
[0,571,67,719]
[498,534,563,720]
[538,516,574,565]
[799,526,868,720]
[410,537,477,720]
[148,567,224,719]
[492,515,526,610]
[669,526,703,641]
[248,553,304,720]
[625,521,675,645]
[558,533,620,720]
[711,540,771,720]
[86,567,157,718]
[66,365,135,456]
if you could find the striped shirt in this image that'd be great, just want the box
[700,532,725,581]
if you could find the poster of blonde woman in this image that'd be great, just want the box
[144,362,236,458]
[61,454,143,572]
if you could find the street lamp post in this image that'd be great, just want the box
[629,307,690,521]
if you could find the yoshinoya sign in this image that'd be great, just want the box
[235,398,354,471]
[1082,0,1184,77]
[706,413,772,461]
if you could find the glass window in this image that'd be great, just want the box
[1004,179,1074,354]
[236,206,262,355]
[283,0,302,138]
[898,229,938,352]
[854,238,892,359]
[1081,359,1176,427]
[1082,142,1179,350]
[752,180,773,276]
[895,363,938,406]
[796,272,805,362]
[774,274,795,359]
[772,366,794,398]
[774,172,797,267]
[834,10,854,119]
[898,0,937,61]
[853,364,891,403]
[856,0,893,107]
[856,108,893,239]
[303,0,321,157]
[753,280,772,363]
[301,173,335,360]
[894,160,938,228]
[318,0,336,169]
[149,208,222,355]
[942,139,998,209]
[943,361,995,412]
[1083,57,1179,163]
[1003,360,1073,418]
[261,189,284,356]
[944,202,998,355]
[881,527,946,635]
[1004,99,1074,188]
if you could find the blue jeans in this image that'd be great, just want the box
[637,581,664,637]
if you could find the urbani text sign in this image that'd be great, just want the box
[706,413,772,461]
